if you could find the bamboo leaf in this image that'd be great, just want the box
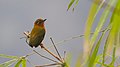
[88,29,107,67]
[67,0,75,11]
[72,0,80,11]
[62,53,72,67]
[0,54,18,59]
[15,59,22,67]
[102,0,120,66]
[90,0,114,49]
[84,0,104,60]
[94,54,103,66]
[0,59,17,67]
[102,33,109,64]
[75,54,82,67]
[22,59,26,67]
[109,46,116,66]
[103,0,120,65]
[107,0,120,47]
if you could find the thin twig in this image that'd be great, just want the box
[33,50,59,63]
[63,51,66,62]
[24,52,35,58]
[40,44,63,63]
[20,36,26,39]
[50,37,62,61]
[23,31,30,38]
[47,34,84,48]
[47,28,110,48]
[27,59,35,67]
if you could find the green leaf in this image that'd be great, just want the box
[107,0,120,46]
[94,54,103,66]
[85,0,102,39]
[67,0,75,11]
[90,0,115,49]
[15,59,22,67]
[102,33,109,64]
[75,54,82,67]
[103,0,120,65]
[15,57,27,67]
[0,54,18,59]
[72,0,79,11]
[62,53,72,67]
[22,59,26,67]
[88,29,106,67]
[109,46,116,66]
[0,59,17,67]
[84,0,104,60]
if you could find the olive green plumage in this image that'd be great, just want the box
[28,18,46,48]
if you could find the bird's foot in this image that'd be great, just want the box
[40,43,44,48]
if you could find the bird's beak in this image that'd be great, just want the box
[43,19,47,22]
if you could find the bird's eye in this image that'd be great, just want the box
[38,21,43,24]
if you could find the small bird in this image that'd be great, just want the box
[28,18,46,48]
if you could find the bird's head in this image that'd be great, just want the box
[34,18,47,26]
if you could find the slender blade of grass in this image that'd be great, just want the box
[102,32,109,64]
[90,0,115,50]
[15,57,26,67]
[84,0,104,60]
[88,28,107,67]
[63,53,72,67]
[94,54,103,66]
[89,0,117,66]
[0,54,18,59]
[84,0,101,40]
[0,59,17,67]
[107,0,120,47]
[103,0,120,65]
[75,54,82,67]
[15,58,22,67]
[109,46,116,66]
[102,0,119,66]
[72,0,80,11]
[22,59,26,67]
[67,0,75,11]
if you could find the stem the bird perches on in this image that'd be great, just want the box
[40,44,63,63]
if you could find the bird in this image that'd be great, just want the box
[28,18,46,48]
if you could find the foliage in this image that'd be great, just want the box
[68,0,120,66]
[0,54,26,67]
